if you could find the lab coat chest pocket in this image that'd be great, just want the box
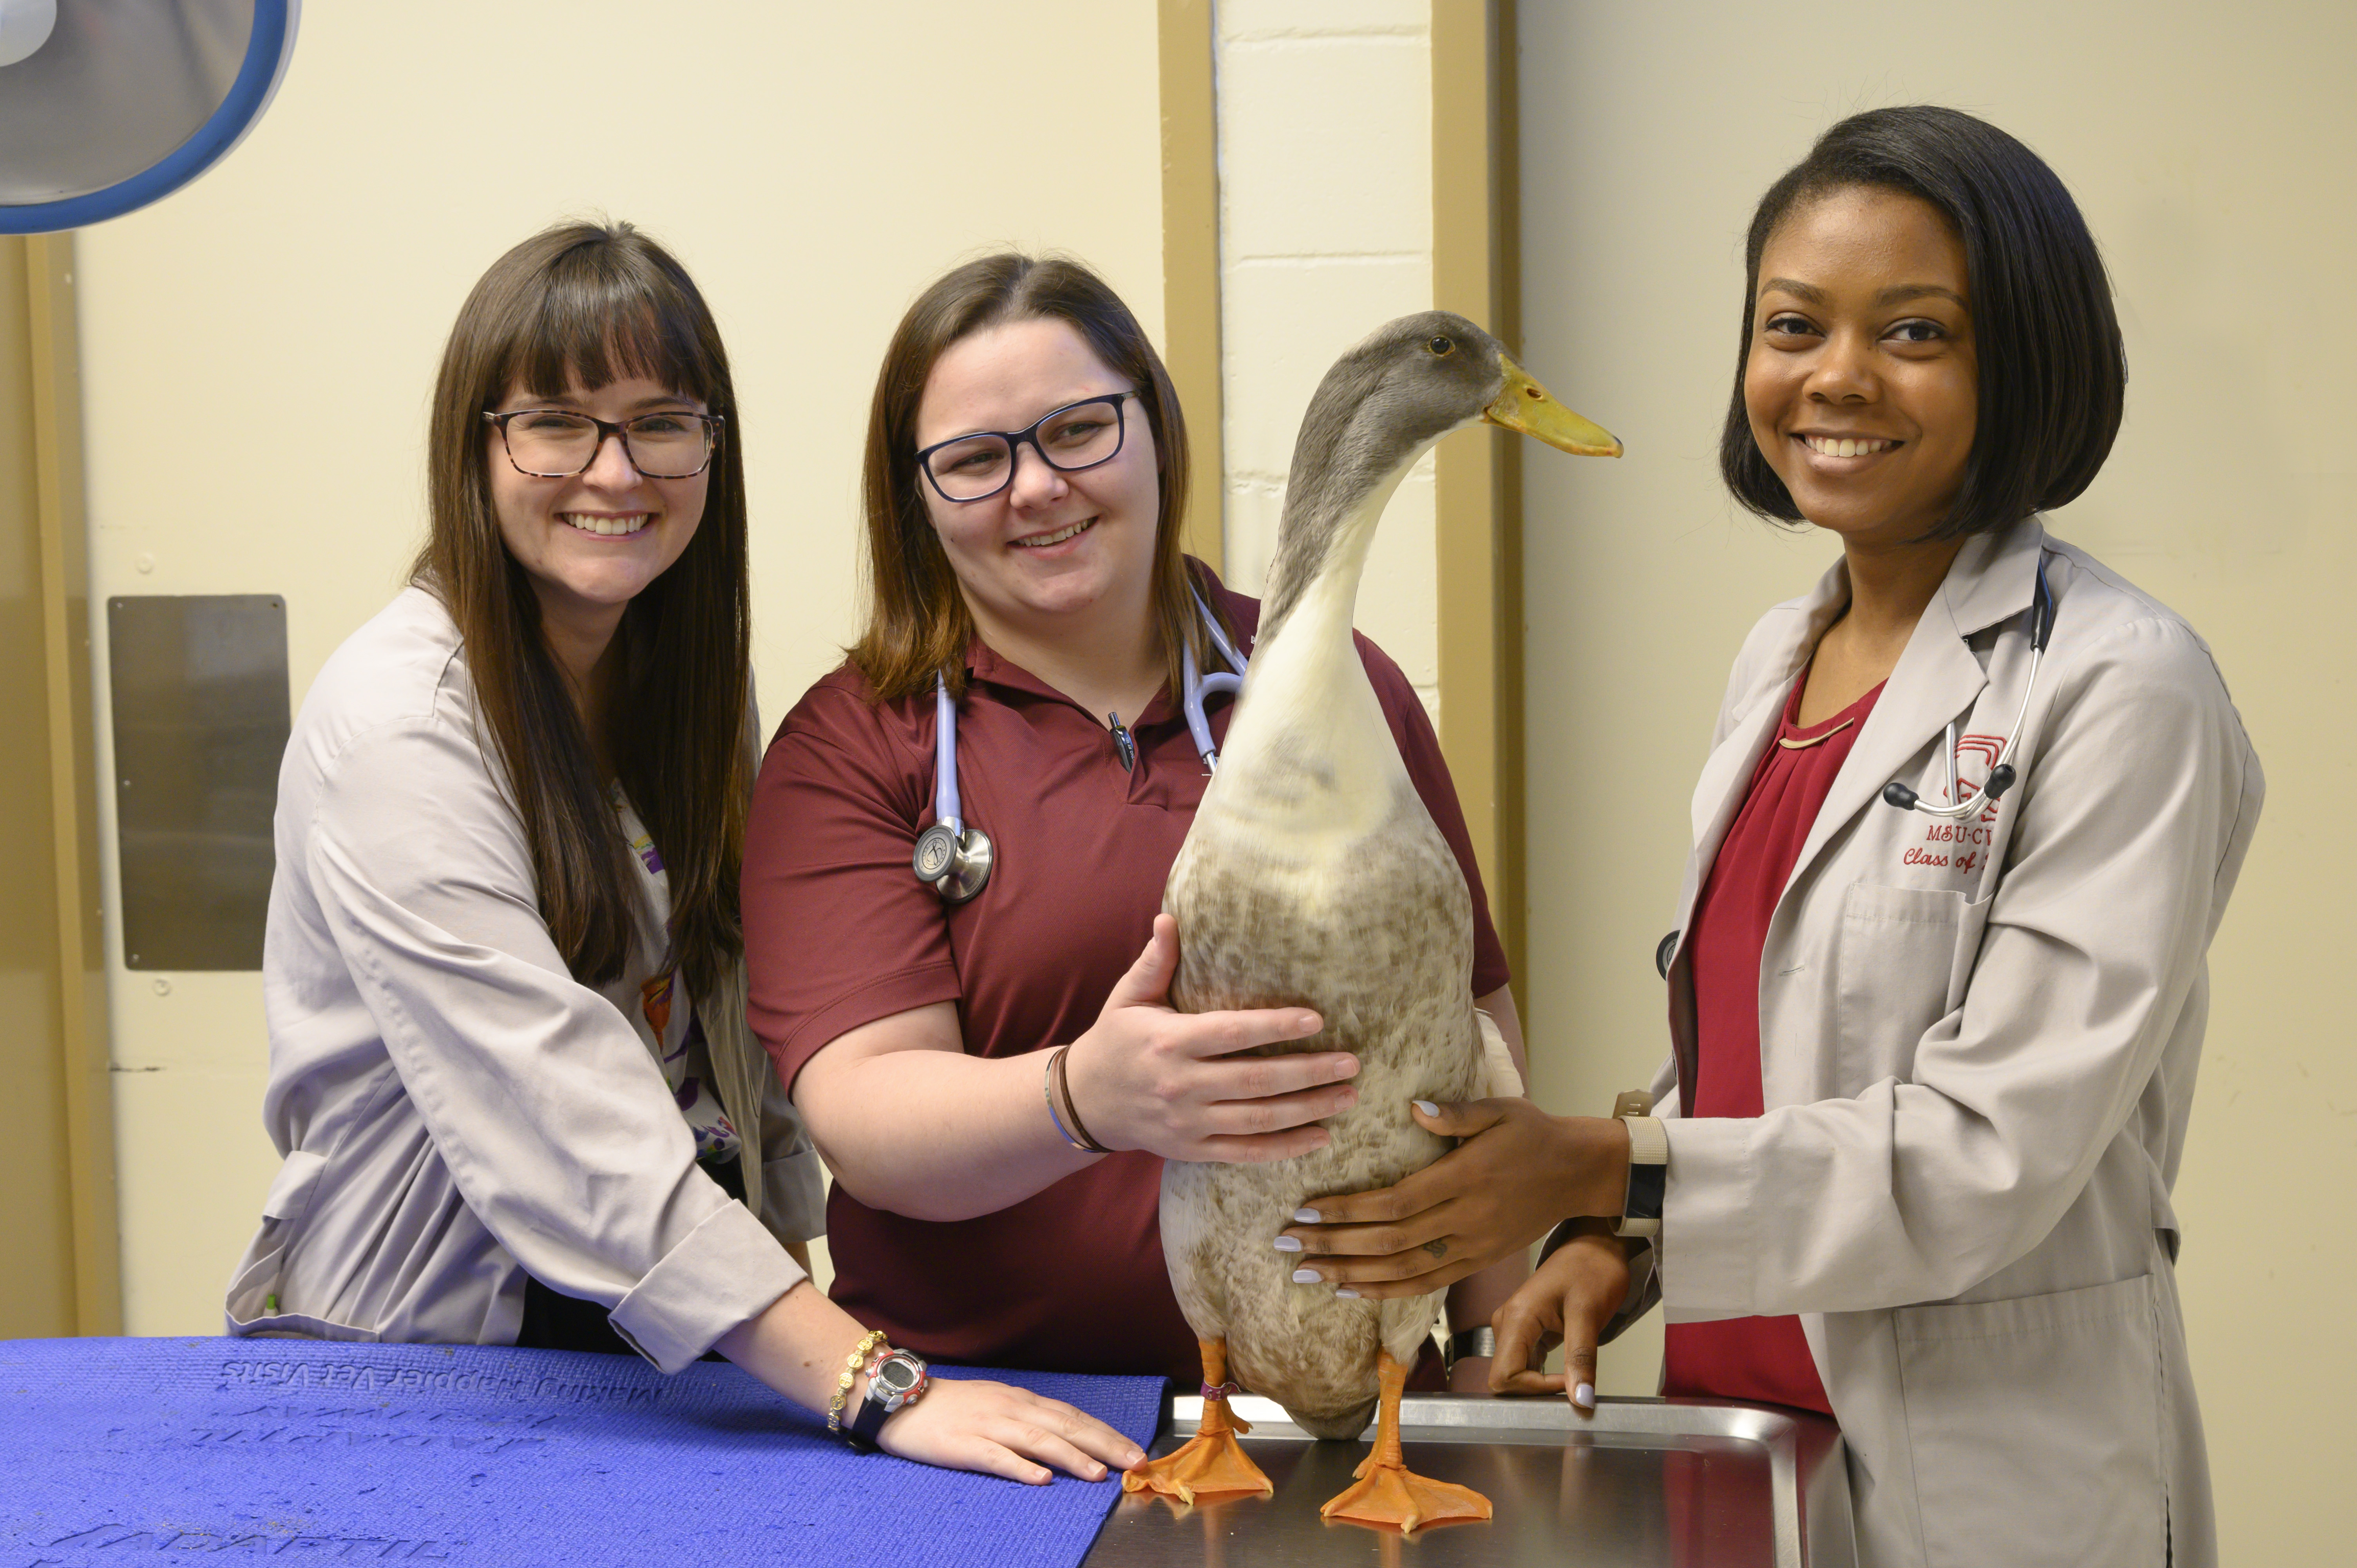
[1834,883,1966,1077]
[1894,1275,2167,1568]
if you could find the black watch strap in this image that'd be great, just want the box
[846,1350,927,1452]
[847,1385,892,1451]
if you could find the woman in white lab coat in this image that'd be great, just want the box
[226,220,1141,1486]
[1276,108,2262,1566]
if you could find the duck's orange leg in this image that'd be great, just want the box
[1122,1339,1273,1504]
[1318,1349,1491,1536]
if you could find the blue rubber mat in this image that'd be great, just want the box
[0,1337,1165,1567]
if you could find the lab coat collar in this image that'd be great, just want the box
[1683,561,1853,854]
[1936,513,2047,642]
[1780,515,2047,901]
[1683,515,2049,921]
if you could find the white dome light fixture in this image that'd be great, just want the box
[0,0,301,233]
[0,0,60,71]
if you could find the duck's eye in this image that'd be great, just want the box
[1427,335,1454,356]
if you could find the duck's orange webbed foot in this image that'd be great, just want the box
[1122,1339,1273,1504]
[1318,1349,1491,1536]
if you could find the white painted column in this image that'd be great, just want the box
[1214,1,1439,718]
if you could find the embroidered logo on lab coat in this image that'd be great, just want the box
[1904,734,2005,874]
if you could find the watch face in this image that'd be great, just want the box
[878,1358,920,1395]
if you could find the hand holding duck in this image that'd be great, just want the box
[1281,1099,1633,1297]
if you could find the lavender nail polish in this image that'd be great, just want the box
[1273,1235,1302,1253]
[1290,1268,1321,1285]
[1293,1208,1320,1224]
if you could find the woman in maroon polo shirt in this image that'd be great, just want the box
[740,254,1526,1387]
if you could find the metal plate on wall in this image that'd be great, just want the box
[108,594,287,969]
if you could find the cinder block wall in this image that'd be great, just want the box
[1215,1,1440,718]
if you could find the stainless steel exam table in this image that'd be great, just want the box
[1086,1392,1856,1567]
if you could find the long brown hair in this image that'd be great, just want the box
[850,253,1235,701]
[413,220,750,997]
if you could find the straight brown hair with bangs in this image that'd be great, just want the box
[850,253,1235,702]
[412,219,751,997]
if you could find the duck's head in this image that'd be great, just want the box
[1265,311,1618,626]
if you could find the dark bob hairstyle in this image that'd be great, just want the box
[1720,106,2127,539]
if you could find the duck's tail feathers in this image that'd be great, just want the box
[1475,1007,1524,1099]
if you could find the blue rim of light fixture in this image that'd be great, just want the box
[0,0,300,234]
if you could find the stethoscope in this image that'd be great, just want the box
[912,591,1250,904]
[1880,552,2056,819]
[1657,553,2060,980]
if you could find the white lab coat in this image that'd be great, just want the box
[1641,517,2261,1567]
[224,589,824,1372]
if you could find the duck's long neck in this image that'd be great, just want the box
[1258,454,1412,669]
[1206,450,1430,829]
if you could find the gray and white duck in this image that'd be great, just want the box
[1121,313,1618,1534]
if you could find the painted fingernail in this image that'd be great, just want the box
[1413,1100,1439,1117]
[1291,1268,1322,1284]
[1335,1288,1361,1299]
[1573,1382,1596,1409]
[1294,1208,1321,1224]
[1273,1235,1302,1252]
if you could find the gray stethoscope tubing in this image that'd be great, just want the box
[1181,587,1249,774]
[912,591,1249,903]
[1880,553,2057,819]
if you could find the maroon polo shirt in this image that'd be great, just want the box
[1663,671,1883,1420]
[742,570,1510,1380]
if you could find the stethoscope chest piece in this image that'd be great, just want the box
[916,591,1247,906]
[914,820,993,904]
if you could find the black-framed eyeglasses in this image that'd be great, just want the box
[483,407,724,479]
[913,392,1137,503]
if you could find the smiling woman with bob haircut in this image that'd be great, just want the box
[1278,107,2263,1566]
[224,221,1143,1485]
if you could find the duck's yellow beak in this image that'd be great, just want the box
[1481,355,1622,457]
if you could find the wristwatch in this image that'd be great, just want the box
[1443,1326,1496,1374]
[1615,1113,1667,1240]
[847,1347,930,1451]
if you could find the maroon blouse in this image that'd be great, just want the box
[742,572,1510,1379]
[1663,671,1885,1418]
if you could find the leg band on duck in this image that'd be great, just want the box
[1121,1340,1273,1504]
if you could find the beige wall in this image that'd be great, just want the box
[72,0,1165,1333]
[1516,2,2354,1560]
[1216,0,1441,712]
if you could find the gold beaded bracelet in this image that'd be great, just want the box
[828,1329,891,1437]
